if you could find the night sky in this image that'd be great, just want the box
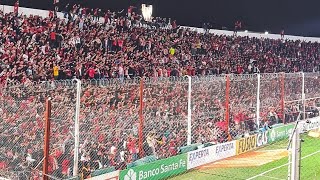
[3,0,320,37]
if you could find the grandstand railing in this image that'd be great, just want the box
[0,72,319,179]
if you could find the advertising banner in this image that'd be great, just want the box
[214,141,236,161]
[119,154,187,180]
[299,117,320,132]
[187,141,236,169]
[267,124,294,143]
[256,131,268,147]
[187,146,214,170]
[236,135,257,155]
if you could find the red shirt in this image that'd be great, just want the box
[49,11,54,18]
[167,69,171,76]
[82,8,87,15]
[48,156,55,173]
[88,68,96,78]
[237,65,243,74]
[62,159,70,175]
[113,40,118,46]
[128,6,134,14]
[14,2,19,14]
[0,161,6,169]
[118,39,124,47]
[50,32,56,40]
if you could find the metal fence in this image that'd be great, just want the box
[0,72,319,179]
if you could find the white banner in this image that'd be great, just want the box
[187,141,237,169]
[299,117,320,132]
[257,131,268,147]
[213,141,236,161]
[187,146,215,169]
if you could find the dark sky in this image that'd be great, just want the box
[3,0,320,37]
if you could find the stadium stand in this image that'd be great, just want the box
[0,3,320,179]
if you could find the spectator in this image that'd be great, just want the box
[281,29,285,39]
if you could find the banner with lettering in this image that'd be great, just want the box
[267,124,294,143]
[298,117,320,132]
[213,141,236,161]
[187,146,215,169]
[186,141,236,169]
[119,154,187,180]
[256,131,268,147]
[236,135,257,155]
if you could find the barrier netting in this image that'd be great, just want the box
[1,72,320,180]
[0,82,45,179]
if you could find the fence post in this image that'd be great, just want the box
[138,78,144,158]
[43,98,51,180]
[73,79,81,177]
[256,74,261,130]
[290,127,301,180]
[302,72,305,120]
[187,76,192,146]
[225,75,231,141]
[280,73,285,124]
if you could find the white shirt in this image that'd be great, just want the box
[110,146,116,155]
[75,37,81,44]
[118,66,124,75]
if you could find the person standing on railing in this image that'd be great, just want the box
[14,1,19,16]
[234,21,241,36]
[281,29,285,39]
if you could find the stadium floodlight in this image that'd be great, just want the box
[142,4,153,21]
[264,31,269,35]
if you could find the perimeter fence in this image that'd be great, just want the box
[0,72,319,179]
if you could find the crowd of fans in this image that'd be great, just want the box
[1,3,320,179]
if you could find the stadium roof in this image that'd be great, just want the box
[5,0,320,37]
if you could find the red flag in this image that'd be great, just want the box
[14,1,19,14]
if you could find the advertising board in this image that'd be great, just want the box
[256,131,268,147]
[119,154,187,180]
[187,141,236,169]
[299,117,320,132]
[236,135,257,155]
[214,141,236,161]
[267,124,294,143]
[187,146,214,169]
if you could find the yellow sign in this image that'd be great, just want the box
[236,135,257,155]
